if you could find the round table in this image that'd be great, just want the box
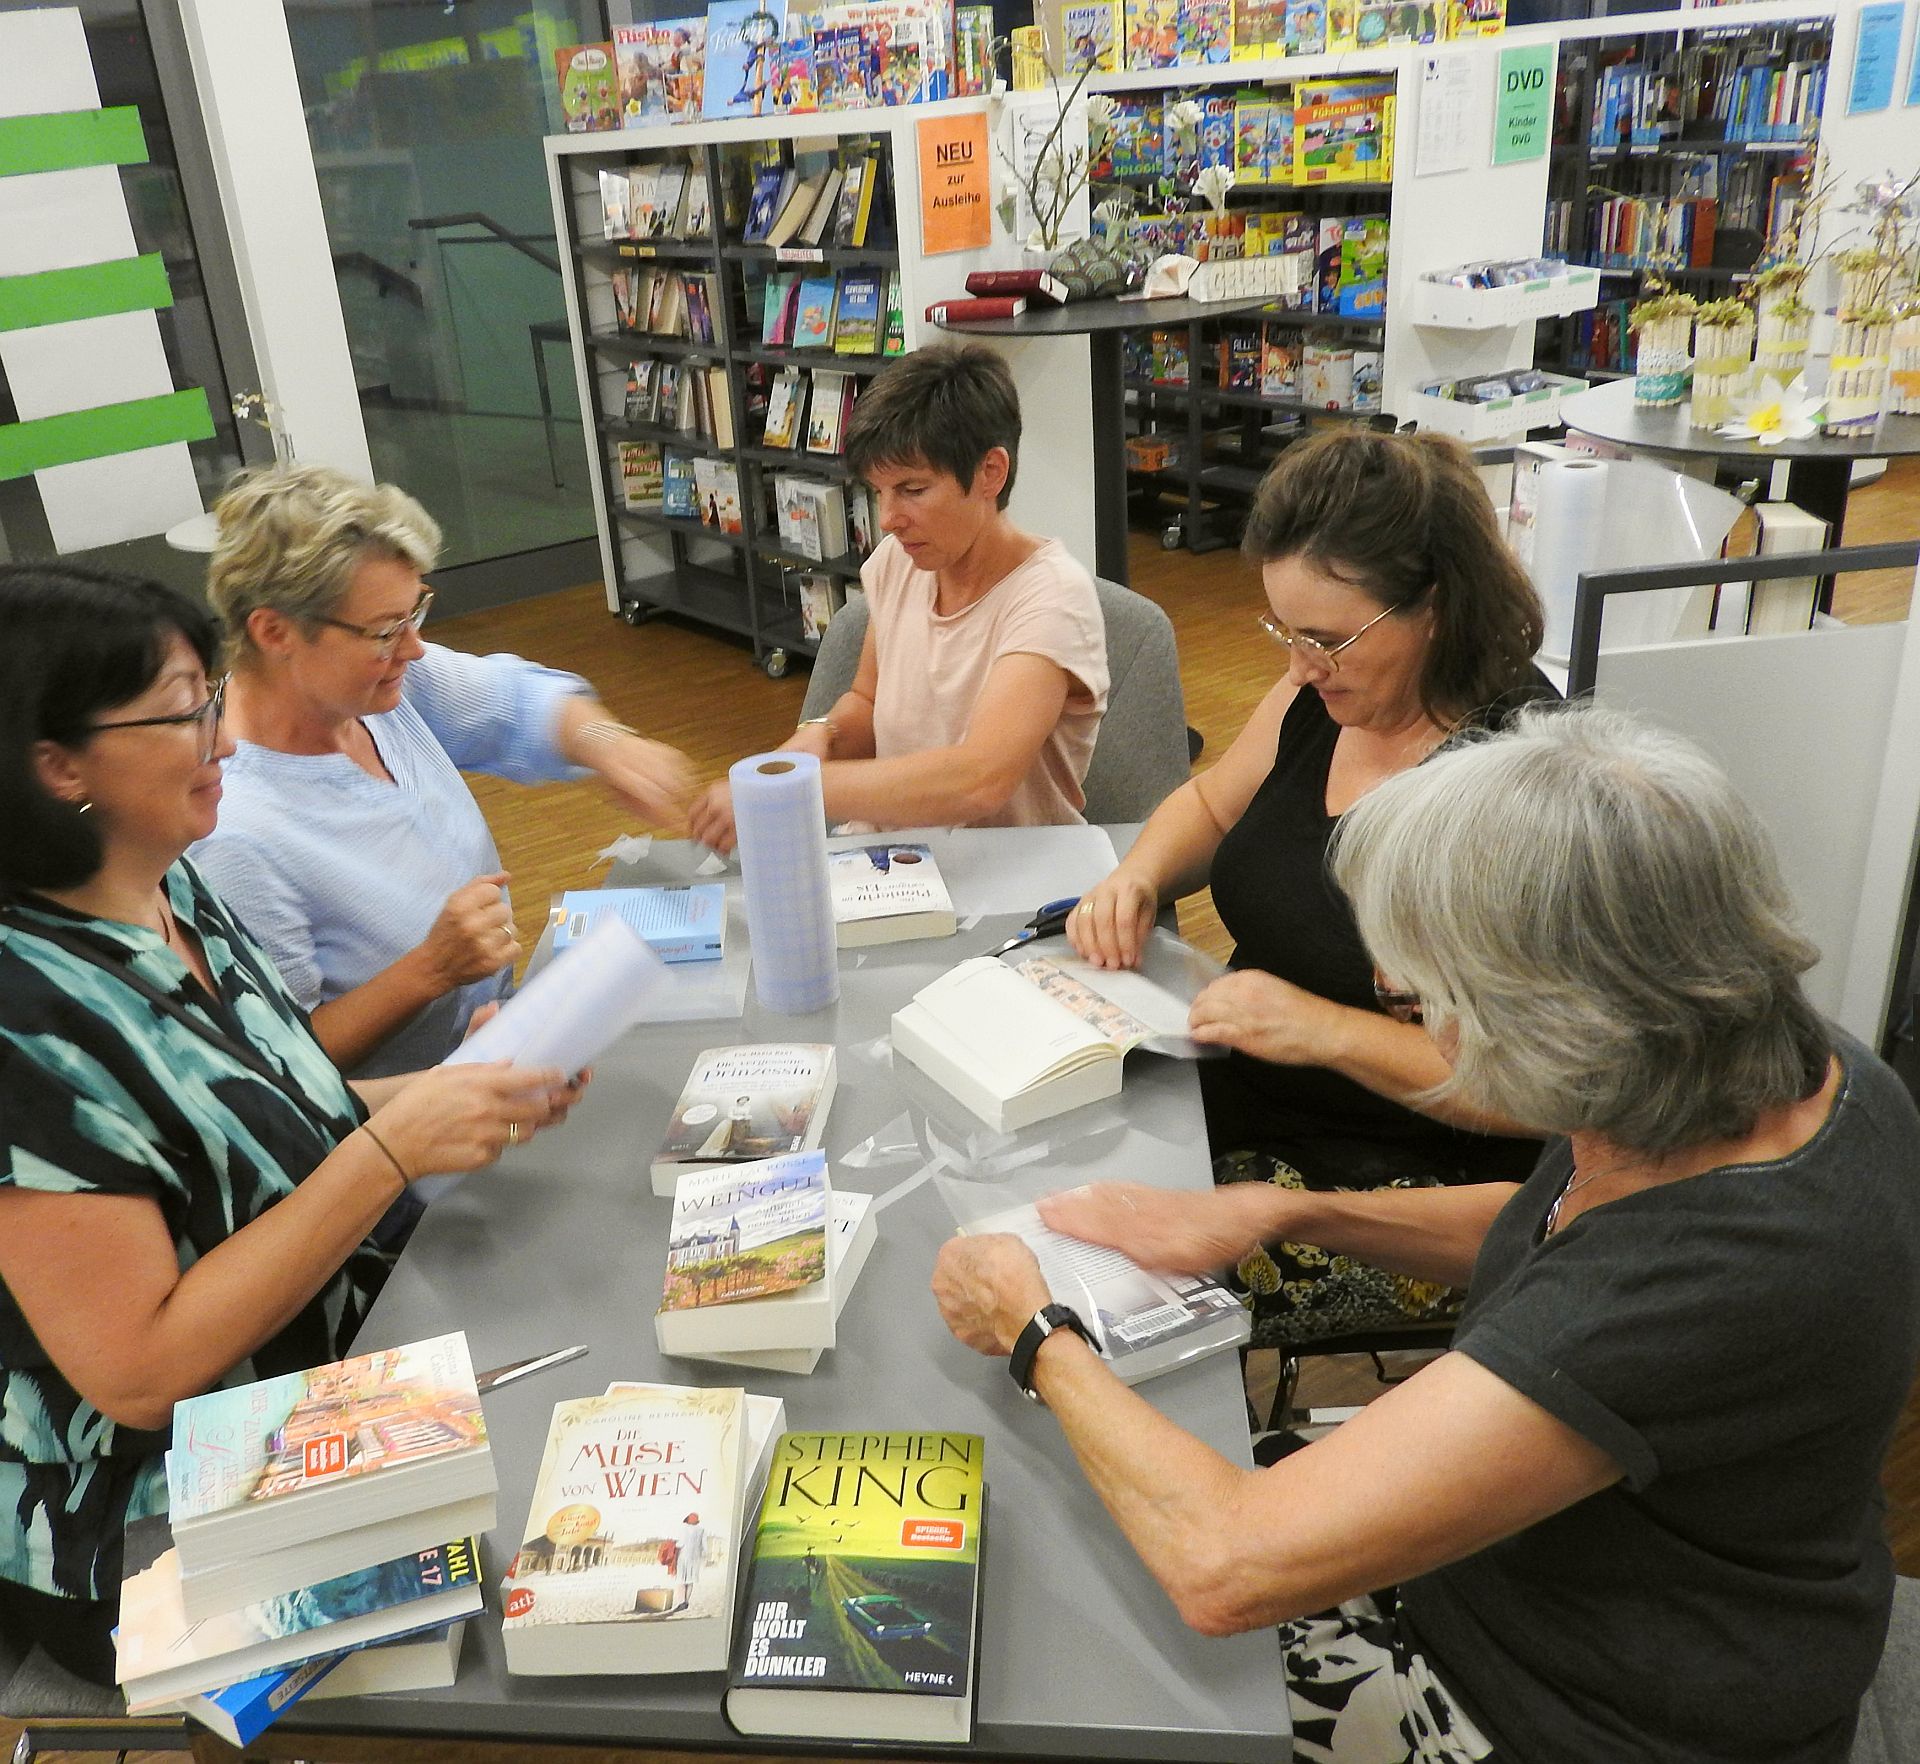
[1558,376,1920,553]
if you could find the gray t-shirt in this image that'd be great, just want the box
[1403,1029,1920,1763]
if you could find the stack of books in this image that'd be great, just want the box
[117,1333,496,1738]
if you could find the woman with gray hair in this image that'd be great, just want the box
[192,464,693,1078]
[935,703,1920,1763]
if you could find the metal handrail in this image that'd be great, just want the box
[407,212,561,276]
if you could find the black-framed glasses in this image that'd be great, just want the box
[1371,975,1424,1025]
[86,674,228,764]
[311,589,433,657]
[1257,601,1398,674]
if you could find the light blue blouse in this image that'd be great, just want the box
[191,643,590,1078]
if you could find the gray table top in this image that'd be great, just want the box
[288,830,1290,1762]
[1559,375,1920,464]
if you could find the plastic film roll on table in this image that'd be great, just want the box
[729,750,840,1014]
[1529,456,1609,663]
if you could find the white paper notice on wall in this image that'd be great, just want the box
[0,7,206,555]
[1416,53,1480,179]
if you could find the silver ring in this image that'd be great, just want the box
[507,1121,520,1145]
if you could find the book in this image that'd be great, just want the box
[882,271,905,355]
[599,169,631,240]
[117,1519,484,1711]
[831,155,875,246]
[832,270,883,355]
[799,574,841,642]
[1284,0,1326,53]
[619,441,664,512]
[744,166,793,242]
[501,1386,748,1675]
[805,369,855,453]
[548,884,726,965]
[703,1191,877,1374]
[800,168,846,246]
[682,166,713,237]
[964,268,1067,306]
[555,42,619,131]
[763,367,808,448]
[726,1431,984,1744]
[712,461,745,534]
[812,22,880,106]
[925,296,1024,323]
[704,0,777,116]
[167,1334,494,1595]
[615,20,705,122]
[762,271,800,344]
[1056,0,1117,71]
[651,1044,839,1196]
[848,483,877,556]
[662,450,698,519]
[828,841,956,947]
[792,272,839,349]
[1733,502,1826,635]
[173,1652,343,1747]
[706,366,736,446]
[308,1621,467,1698]
[962,1200,1250,1382]
[954,4,994,93]
[766,173,827,248]
[655,1150,835,1357]
[624,361,657,424]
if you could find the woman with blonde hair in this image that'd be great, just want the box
[193,464,692,1078]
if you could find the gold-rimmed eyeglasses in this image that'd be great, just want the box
[86,674,229,764]
[312,589,434,657]
[1257,600,1398,673]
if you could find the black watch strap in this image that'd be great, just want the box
[1009,1303,1094,1403]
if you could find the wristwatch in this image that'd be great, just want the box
[1009,1303,1094,1404]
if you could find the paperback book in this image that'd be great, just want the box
[554,42,619,130]
[704,0,778,116]
[500,1385,747,1674]
[656,1150,834,1357]
[827,841,956,947]
[792,272,839,348]
[833,270,883,355]
[651,1044,839,1195]
[548,884,726,965]
[726,1431,984,1744]
[703,1191,877,1375]
[619,441,664,511]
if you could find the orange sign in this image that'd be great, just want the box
[917,113,991,256]
[901,1517,967,1550]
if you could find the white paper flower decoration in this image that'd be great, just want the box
[1718,374,1825,446]
[1192,164,1237,215]
[1166,98,1204,146]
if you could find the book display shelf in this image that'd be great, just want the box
[1538,12,1832,383]
[547,118,916,677]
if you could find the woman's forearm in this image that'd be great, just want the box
[1115,778,1231,903]
[818,746,1021,828]
[1252,1180,1519,1289]
[309,954,441,1071]
[1320,1010,1539,1138]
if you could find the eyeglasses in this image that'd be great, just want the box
[1371,974,1424,1026]
[1257,600,1399,674]
[86,674,229,764]
[311,589,434,657]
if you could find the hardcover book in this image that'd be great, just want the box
[651,1045,839,1196]
[962,1200,1251,1382]
[832,270,883,355]
[828,842,956,947]
[501,1385,748,1675]
[744,166,793,242]
[117,1520,483,1711]
[167,1334,493,1584]
[615,20,705,121]
[704,0,778,116]
[726,1431,984,1744]
[812,23,879,107]
[548,884,726,964]
[619,441,665,511]
[555,42,619,131]
[791,272,839,348]
[171,1652,342,1748]
[655,1151,835,1357]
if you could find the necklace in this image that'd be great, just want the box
[156,891,178,950]
[1543,1156,1639,1237]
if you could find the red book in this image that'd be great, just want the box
[964,269,1068,306]
[925,296,1026,324]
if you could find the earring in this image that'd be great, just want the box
[74,800,92,815]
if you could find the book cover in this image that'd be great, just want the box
[655,1046,838,1181]
[619,441,665,512]
[548,884,725,965]
[599,170,632,240]
[117,1518,483,1709]
[168,1334,486,1532]
[832,270,883,355]
[827,843,956,945]
[799,575,840,643]
[713,462,745,535]
[965,269,1068,305]
[726,1431,983,1744]
[1122,0,1176,67]
[1176,0,1231,63]
[555,43,619,131]
[704,0,779,115]
[176,1652,343,1748]
[743,166,790,241]
[924,295,1024,323]
[762,271,800,344]
[954,4,994,92]
[830,155,871,244]
[1059,2,1117,71]
[763,367,808,448]
[1283,0,1326,52]
[662,450,698,519]
[614,22,702,122]
[883,271,905,355]
[501,1386,747,1675]
[805,368,854,451]
[813,23,879,107]
[792,272,839,348]
[659,1151,830,1315]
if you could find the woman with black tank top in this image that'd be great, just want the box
[1068,428,1556,1348]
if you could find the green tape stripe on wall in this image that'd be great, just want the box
[0,389,213,480]
[0,106,148,178]
[0,255,173,332]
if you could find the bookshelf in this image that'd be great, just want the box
[1537,14,1832,382]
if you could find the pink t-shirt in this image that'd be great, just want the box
[862,533,1108,827]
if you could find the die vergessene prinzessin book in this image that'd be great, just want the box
[726,1431,984,1744]
[651,1044,839,1194]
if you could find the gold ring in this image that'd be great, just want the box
[1077,902,1095,915]
[507,1121,520,1145]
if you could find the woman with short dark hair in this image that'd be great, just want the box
[0,563,576,1681]
[1069,427,1553,1347]
[688,343,1108,851]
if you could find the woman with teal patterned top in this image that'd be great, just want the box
[0,563,583,1684]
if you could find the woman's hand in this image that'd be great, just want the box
[1187,969,1350,1066]
[931,1235,1055,1357]
[366,1061,577,1181]
[592,732,694,828]
[1064,870,1159,969]
[687,780,738,857]
[416,873,518,993]
[1039,1182,1274,1276]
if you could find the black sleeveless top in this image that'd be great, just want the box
[1198,677,1556,1184]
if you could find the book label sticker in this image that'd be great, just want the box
[775,247,825,263]
[902,1519,965,1550]
[917,113,991,255]
[302,1434,347,1479]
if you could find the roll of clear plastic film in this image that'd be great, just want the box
[729,751,839,1015]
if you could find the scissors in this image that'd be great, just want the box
[982,895,1082,961]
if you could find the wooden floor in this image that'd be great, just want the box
[14,462,1915,1764]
